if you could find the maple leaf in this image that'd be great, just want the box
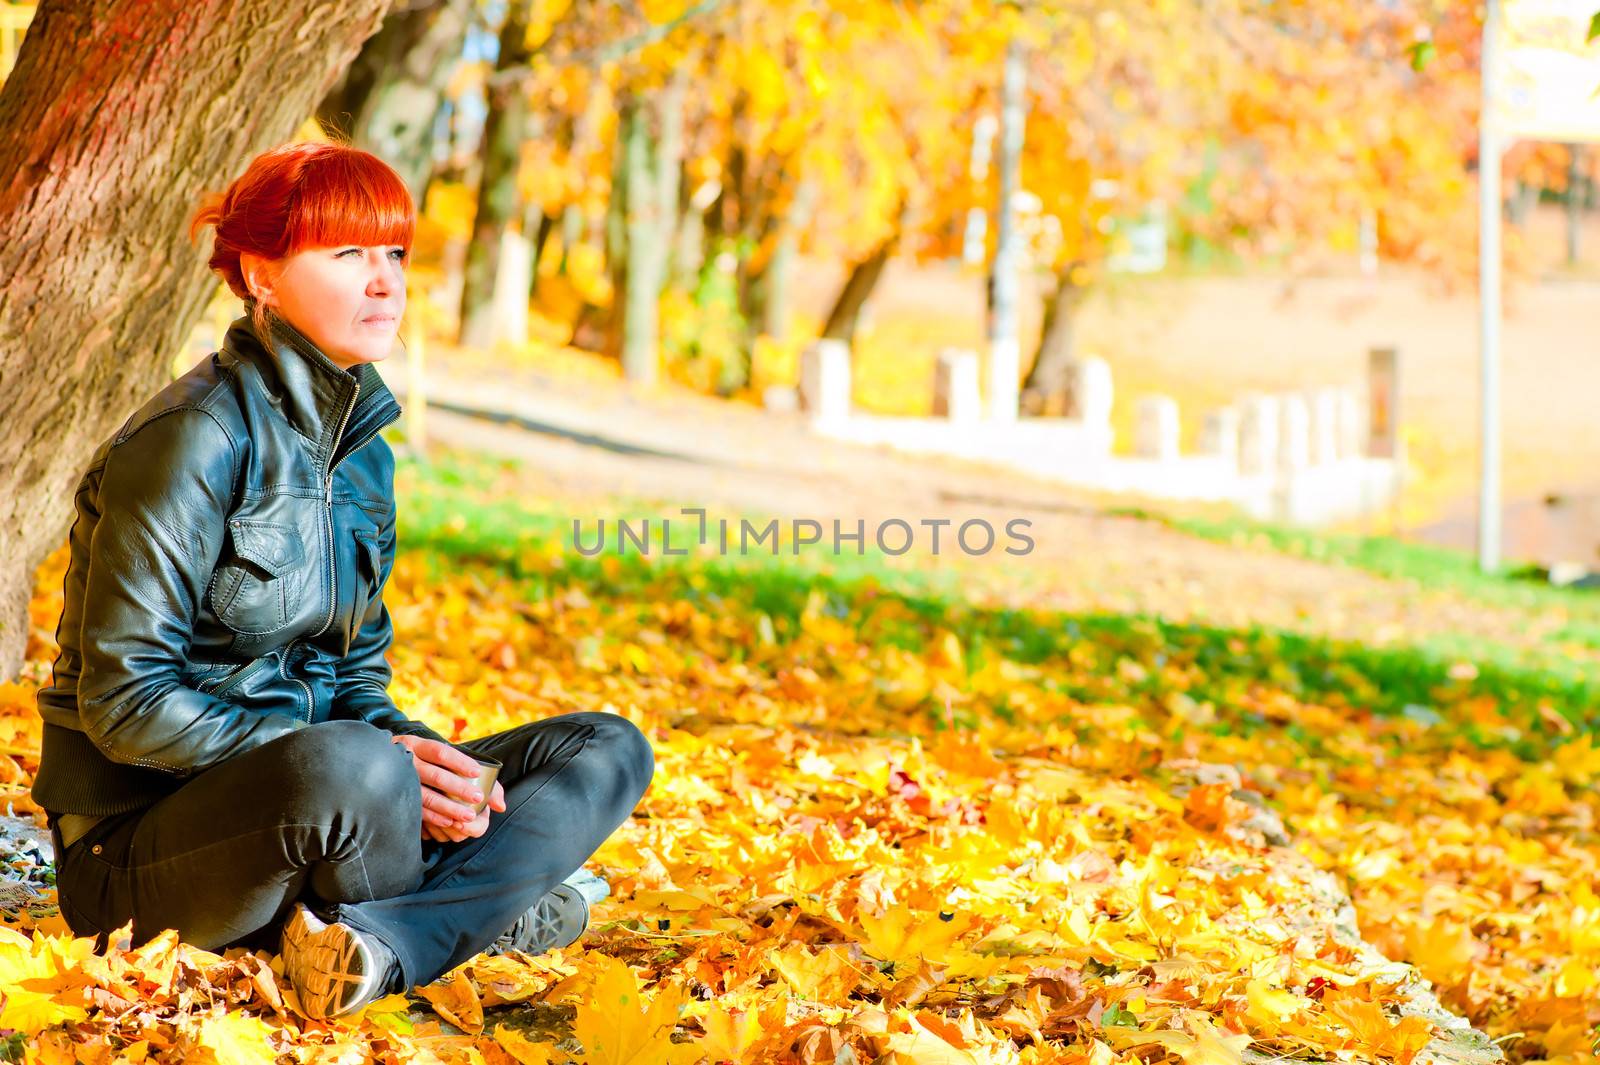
[880,1023,983,1065]
[569,954,691,1065]
[358,992,416,1034]
[768,942,864,1003]
[1181,783,1251,836]
[1541,1017,1597,1057]
[1243,977,1307,1028]
[883,959,948,1009]
[856,906,977,968]
[695,1005,768,1063]
[1552,956,1596,998]
[474,952,580,1008]
[494,1022,562,1064]
[1105,1012,1254,1065]
[193,1009,278,1065]
[1323,994,1435,1065]
[0,930,87,1031]
[1398,919,1476,990]
[417,969,484,1034]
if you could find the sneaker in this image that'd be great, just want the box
[484,867,610,957]
[279,901,402,1020]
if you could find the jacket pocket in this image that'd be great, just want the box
[183,647,304,724]
[348,526,383,645]
[182,660,237,694]
[208,519,304,636]
[194,654,273,698]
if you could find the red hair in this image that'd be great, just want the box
[188,140,415,338]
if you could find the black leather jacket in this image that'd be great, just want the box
[31,304,447,820]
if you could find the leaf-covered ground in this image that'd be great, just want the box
[0,446,1594,1065]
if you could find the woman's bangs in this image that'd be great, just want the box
[286,151,415,254]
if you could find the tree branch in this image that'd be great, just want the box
[486,0,731,91]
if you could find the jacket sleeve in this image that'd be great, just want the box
[76,409,308,775]
[330,497,450,744]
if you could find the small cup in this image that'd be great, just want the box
[461,753,501,815]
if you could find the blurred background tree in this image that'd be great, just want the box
[279,0,1521,404]
[0,0,1594,671]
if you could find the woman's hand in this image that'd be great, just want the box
[390,735,507,840]
[421,779,505,843]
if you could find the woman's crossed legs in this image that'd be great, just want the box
[52,712,655,989]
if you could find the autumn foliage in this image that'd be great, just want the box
[0,450,1592,1063]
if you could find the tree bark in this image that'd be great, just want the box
[1020,260,1090,416]
[315,0,471,202]
[0,0,391,681]
[458,0,531,349]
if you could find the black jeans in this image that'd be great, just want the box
[48,712,655,990]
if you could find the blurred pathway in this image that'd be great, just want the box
[376,355,1596,667]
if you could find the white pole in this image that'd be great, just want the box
[1478,0,1503,573]
[988,34,1025,422]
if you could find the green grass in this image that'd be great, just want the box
[394,446,970,605]
[391,443,1600,759]
[1111,505,1600,633]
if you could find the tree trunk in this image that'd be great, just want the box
[558,203,584,276]
[416,99,450,215]
[1506,180,1536,226]
[671,158,706,287]
[710,136,745,251]
[0,0,391,681]
[527,204,554,300]
[756,179,816,342]
[594,101,632,357]
[742,177,816,352]
[492,225,533,344]
[821,229,899,345]
[1020,261,1090,416]
[655,71,687,281]
[420,96,468,204]
[593,80,683,383]
[458,0,530,349]
[733,162,775,328]
[620,92,664,385]
[315,0,470,201]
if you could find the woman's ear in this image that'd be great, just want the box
[240,252,276,304]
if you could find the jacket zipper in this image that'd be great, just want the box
[199,649,310,723]
[282,377,392,721]
[207,653,275,698]
[278,640,315,722]
[312,379,360,639]
[336,419,391,468]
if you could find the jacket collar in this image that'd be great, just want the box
[224,300,402,470]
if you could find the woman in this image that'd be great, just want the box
[29,140,655,1021]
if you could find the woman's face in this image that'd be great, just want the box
[240,244,407,371]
